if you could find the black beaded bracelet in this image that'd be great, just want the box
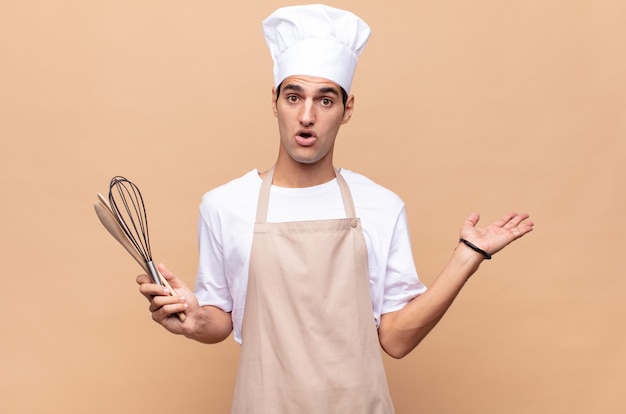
[459,238,492,260]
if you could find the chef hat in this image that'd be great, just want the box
[262,4,371,93]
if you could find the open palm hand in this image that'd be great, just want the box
[460,212,534,257]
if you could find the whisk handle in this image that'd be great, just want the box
[146,260,187,322]
[146,261,164,286]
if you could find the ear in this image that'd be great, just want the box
[341,95,355,125]
[271,87,278,117]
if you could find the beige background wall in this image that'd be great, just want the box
[1,1,624,413]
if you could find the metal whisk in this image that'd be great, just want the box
[108,176,163,286]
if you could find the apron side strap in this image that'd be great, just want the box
[256,167,274,223]
[335,168,357,219]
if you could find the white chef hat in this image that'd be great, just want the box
[262,4,371,93]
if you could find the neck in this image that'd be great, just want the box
[267,157,336,188]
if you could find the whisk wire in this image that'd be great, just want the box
[98,176,185,318]
[108,176,153,263]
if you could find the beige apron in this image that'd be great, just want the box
[231,167,394,414]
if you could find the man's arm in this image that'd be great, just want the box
[378,212,533,359]
[137,263,233,344]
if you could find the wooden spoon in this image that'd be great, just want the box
[94,195,186,321]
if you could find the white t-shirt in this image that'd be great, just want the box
[195,169,427,344]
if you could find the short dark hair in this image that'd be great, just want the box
[276,81,348,107]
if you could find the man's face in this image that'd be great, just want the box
[272,75,354,169]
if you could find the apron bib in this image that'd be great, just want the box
[231,167,394,413]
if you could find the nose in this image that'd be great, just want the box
[299,100,315,126]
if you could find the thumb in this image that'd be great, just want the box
[156,263,187,290]
[463,212,481,229]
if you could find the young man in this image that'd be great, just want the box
[137,4,534,413]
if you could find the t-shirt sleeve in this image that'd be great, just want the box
[194,208,234,312]
[381,206,427,314]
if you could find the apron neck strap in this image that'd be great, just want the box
[256,166,357,223]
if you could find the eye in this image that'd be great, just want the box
[320,98,333,107]
[287,95,299,103]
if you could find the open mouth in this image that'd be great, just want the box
[295,130,316,146]
[297,129,315,138]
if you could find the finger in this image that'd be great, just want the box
[502,213,526,230]
[157,263,174,279]
[149,293,183,313]
[137,273,166,302]
[157,263,188,290]
[152,301,189,323]
[506,213,531,229]
[508,216,534,239]
[514,218,535,237]
[136,273,152,285]
[492,212,518,228]
[139,282,170,300]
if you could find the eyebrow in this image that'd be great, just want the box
[318,87,340,96]
[282,83,340,97]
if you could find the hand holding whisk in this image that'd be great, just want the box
[94,176,186,321]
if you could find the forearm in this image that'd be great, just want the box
[378,243,484,358]
[182,305,233,344]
